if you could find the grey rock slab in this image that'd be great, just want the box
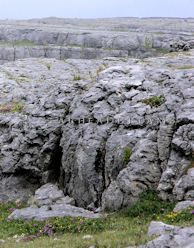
[147,221,178,238]
[146,226,194,248]
[31,183,65,204]
[173,201,194,212]
[8,204,103,221]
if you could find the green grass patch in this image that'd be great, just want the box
[139,95,163,108]
[0,103,25,113]
[1,191,194,247]
[0,39,40,47]
[123,147,132,167]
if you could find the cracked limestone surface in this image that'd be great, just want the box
[0,50,194,211]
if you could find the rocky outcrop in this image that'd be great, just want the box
[130,221,194,248]
[1,37,194,210]
[0,45,128,64]
[8,183,103,220]
[170,40,194,52]
[0,17,194,63]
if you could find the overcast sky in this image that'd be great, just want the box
[0,0,194,20]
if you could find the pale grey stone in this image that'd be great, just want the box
[8,204,103,221]
[147,221,178,238]
[173,201,194,212]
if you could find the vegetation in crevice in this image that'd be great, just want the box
[73,75,82,81]
[123,147,132,167]
[139,95,164,108]
[0,103,25,113]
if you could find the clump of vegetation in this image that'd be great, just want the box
[139,95,163,108]
[102,63,108,68]
[123,147,132,167]
[97,65,105,74]
[125,190,178,218]
[167,64,174,68]
[120,58,127,62]
[143,37,152,51]
[73,75,82,81]
[177,65,194,70]
[0,103,25,113]
[155,80,165,85]
[65,106,70,113]
[45,63,51,70]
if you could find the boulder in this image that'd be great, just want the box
[173,201,194,212]
[8,204,102,221]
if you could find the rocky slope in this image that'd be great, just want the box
[0,17,194,62]
[0,45,194,211]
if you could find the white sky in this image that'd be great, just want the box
[0,0,194,20]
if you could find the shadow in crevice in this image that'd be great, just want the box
[45,146,64,188]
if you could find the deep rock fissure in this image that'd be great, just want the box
[45,144,63,186]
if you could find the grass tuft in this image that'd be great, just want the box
[73,75,82,81]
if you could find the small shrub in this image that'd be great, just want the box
[139,95,163,108]
[123,147,132,167]
[143,37,152,51]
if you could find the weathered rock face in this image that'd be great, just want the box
[0,45,128,63]
[1,39,194,210]
[170,40,194,52]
